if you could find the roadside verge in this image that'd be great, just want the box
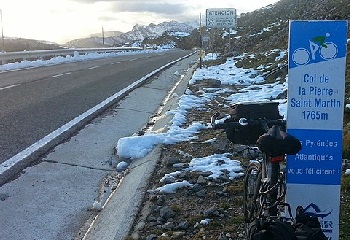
[82,57,198,240]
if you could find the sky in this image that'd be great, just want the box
[0,0,279,44]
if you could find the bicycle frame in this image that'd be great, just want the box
[248,120,286,215]
[259,156,287,217]
[210,113,290,222]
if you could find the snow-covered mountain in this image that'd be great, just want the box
[124,21,197,41]
[65,20,199,48]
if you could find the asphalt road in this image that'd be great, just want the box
[0,49,191,164]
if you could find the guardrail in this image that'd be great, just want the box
[0,47,144,65]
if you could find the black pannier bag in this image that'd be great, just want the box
[247,218,296,240]
[224,102,282,145]
[247,207,327,240]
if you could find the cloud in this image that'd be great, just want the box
[112,2,188,15]
[70,0,184,4]
[69,0,191,18]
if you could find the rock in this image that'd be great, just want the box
[159,206,175,221]
[92,201,102,211]
[163,157,180,166]
[194,79,222,89]
[195,189,207,197]
[147,215,157,222]
[162,221,175,230]
[172,231,186,239]
[156,195,166,206]
[178,220,189,230]
[196,175,207,184]
[116,161,129,171]
[161,176,176,184]
[195,171,213,177]
[191,184,204,192]
[218,233,229,240]
[145,234,157,240]
[204,205,220,217]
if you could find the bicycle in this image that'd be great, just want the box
[211,113,300,224]
[292,33,338,66]
[243,123,289,223]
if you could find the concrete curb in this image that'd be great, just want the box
[82,59,198,240]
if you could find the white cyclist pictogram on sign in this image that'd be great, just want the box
[292,33,338,65]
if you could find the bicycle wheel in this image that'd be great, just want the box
[320,42,337,60]
[243,161,262,223]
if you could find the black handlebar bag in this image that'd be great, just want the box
[224,122,266,145]
[229,102,282,120]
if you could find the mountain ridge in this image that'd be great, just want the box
[64,20,199,48]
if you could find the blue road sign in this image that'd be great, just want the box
[287,20,347,240]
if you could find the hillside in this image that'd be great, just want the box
[1,38,63,52]
[229,0,350,76]
[234,0,350,54]
[221,0,350,157]
[201,0,350,85]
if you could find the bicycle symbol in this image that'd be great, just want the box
[292,33,338,66]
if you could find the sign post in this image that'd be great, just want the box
[287,20,348,240]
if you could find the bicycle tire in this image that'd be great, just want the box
[243,161,262,223]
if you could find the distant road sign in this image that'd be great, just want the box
[206,8,237,29]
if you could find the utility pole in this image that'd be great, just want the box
[0,9,4,53]
[102,26,105,45]
[199,13,203,69]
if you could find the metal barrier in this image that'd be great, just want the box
[0,47,143,65]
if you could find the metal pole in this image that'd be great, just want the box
[102,26,105,45]
[0,9,4,53]
[199,13,203,69]
[228,28,231,54]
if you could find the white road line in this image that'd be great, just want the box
[52,72,72,78]
[25,66,37,70]
[52,73,64,78]
[0,84,19,91]
[129,58,138,62]
[88,66,100,70]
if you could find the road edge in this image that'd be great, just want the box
[0,51,196,186]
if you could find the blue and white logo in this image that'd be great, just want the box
[289,21,347,69]
[292,33,338,66]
